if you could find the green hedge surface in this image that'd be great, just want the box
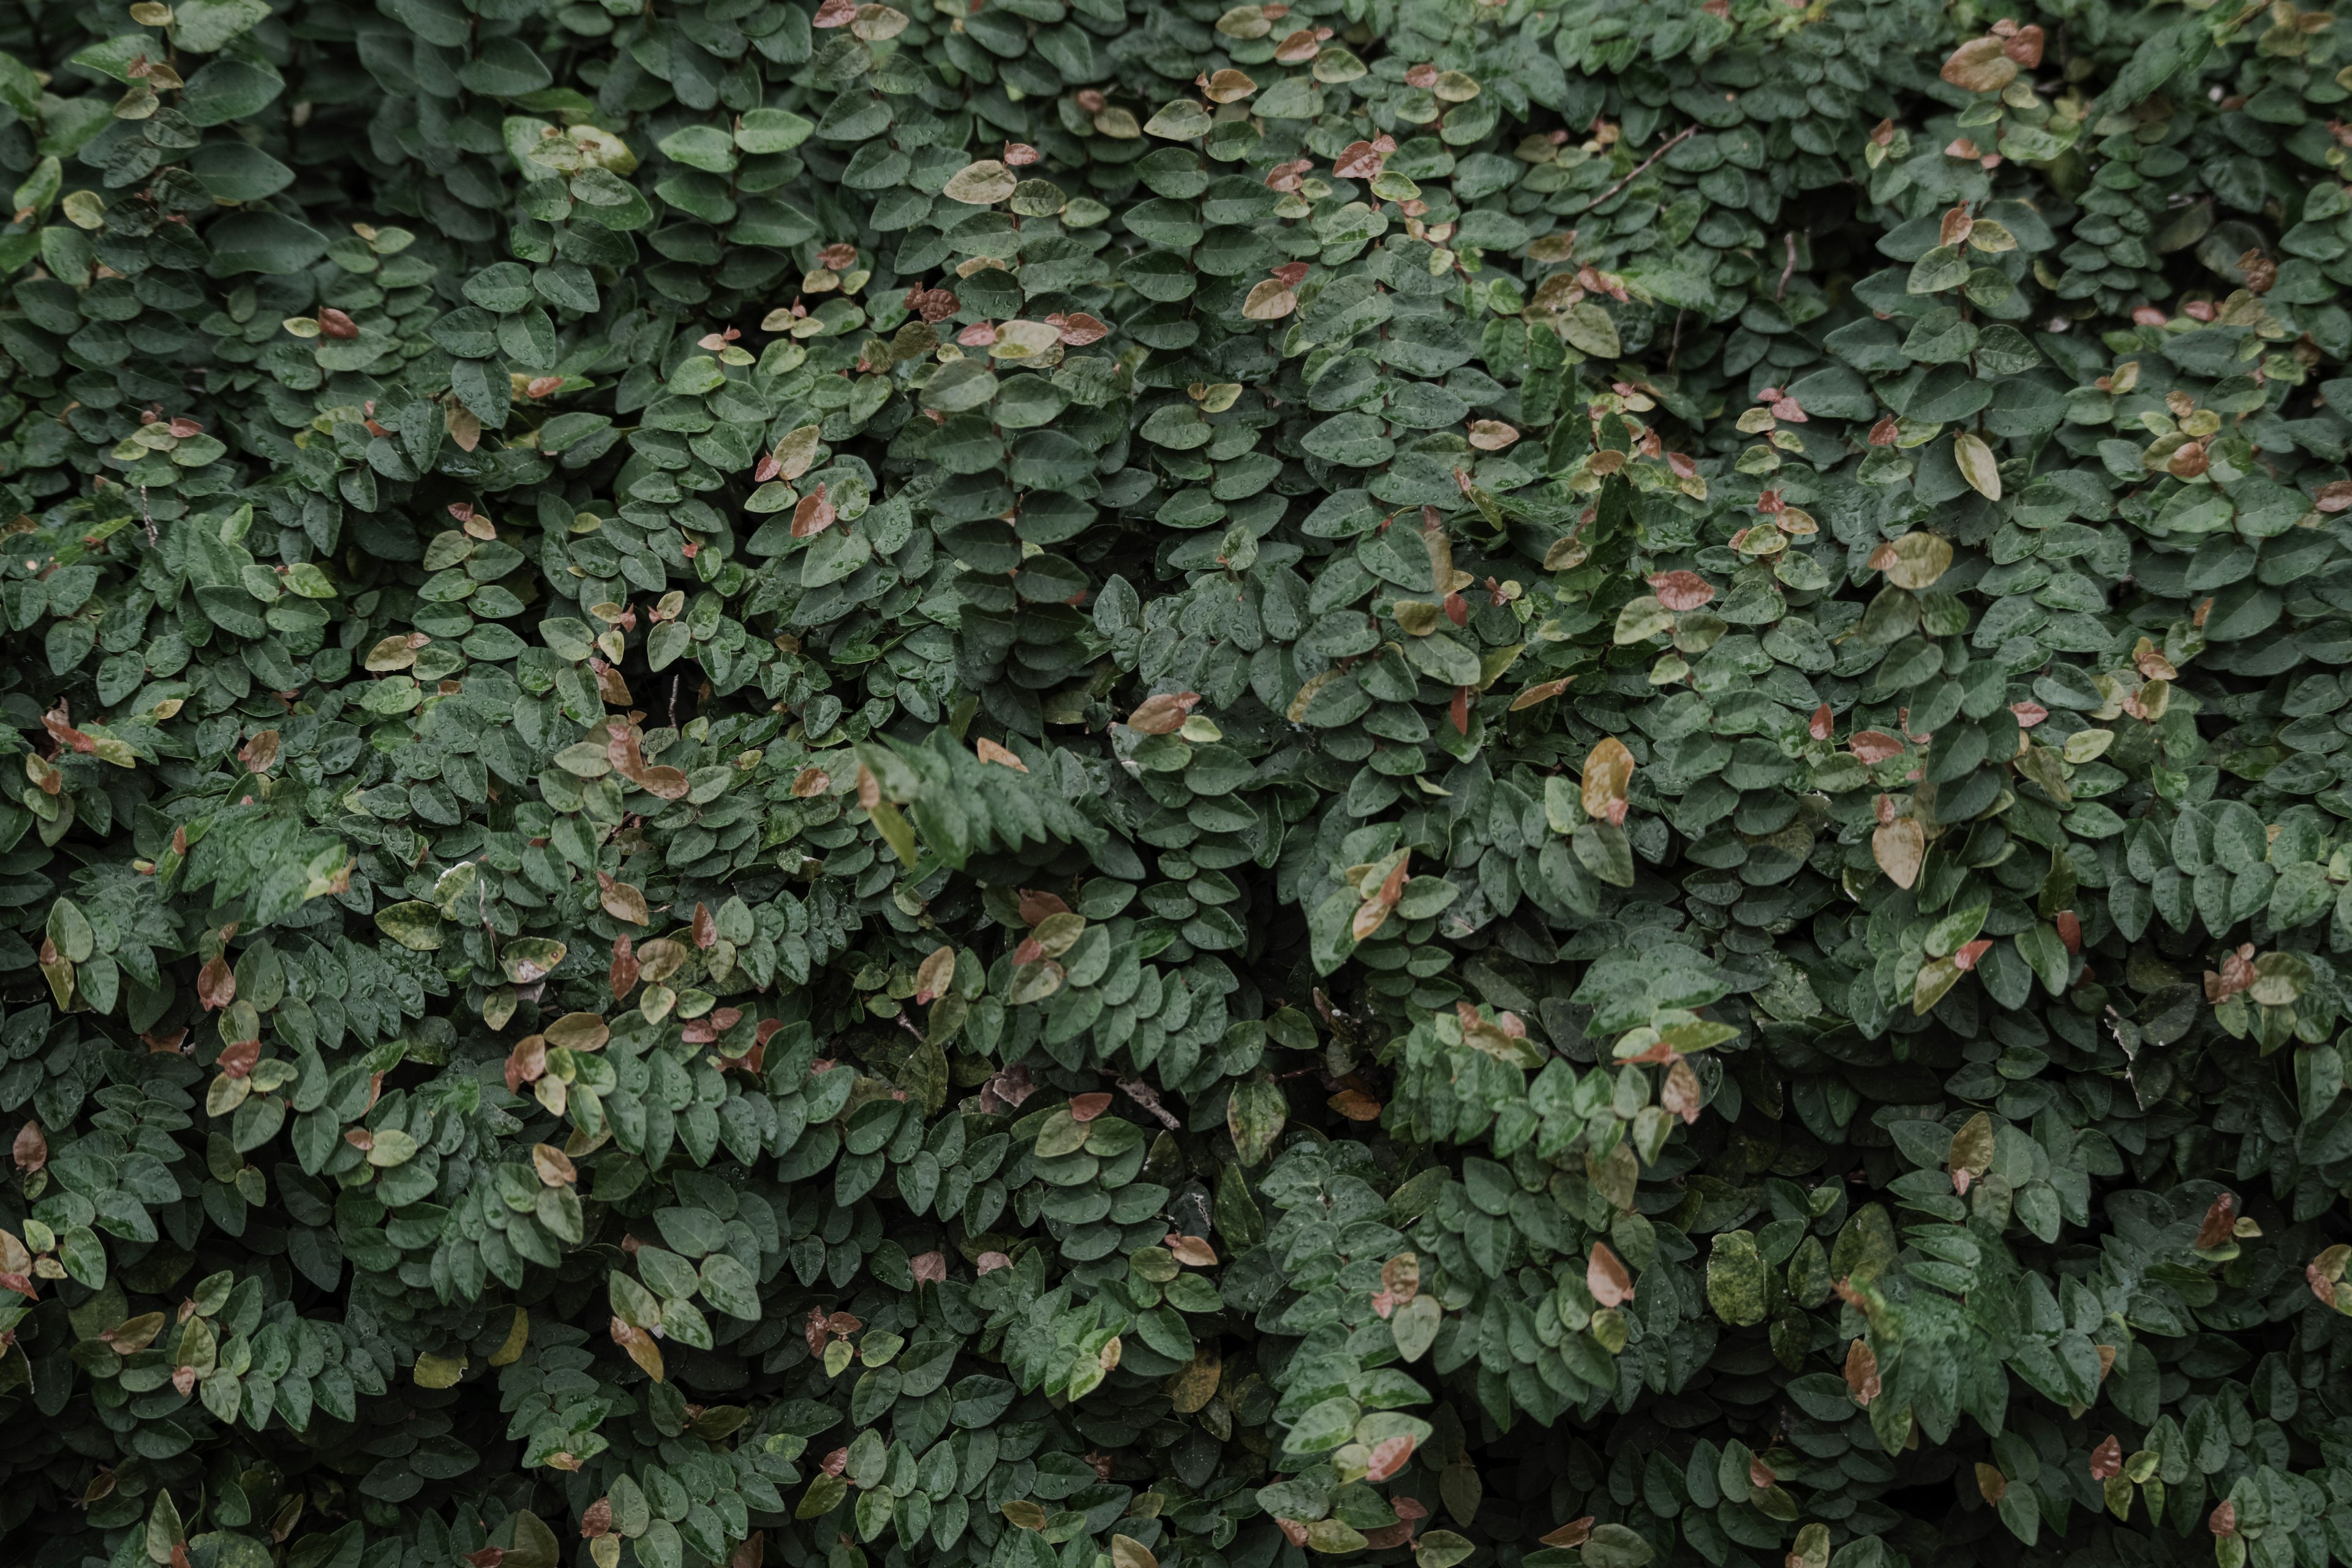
[2,2,2352,1568]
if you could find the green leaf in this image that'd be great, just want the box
[1227,1078,1287,1166]
[174,0,273,51]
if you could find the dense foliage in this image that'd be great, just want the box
[4,2,2352,1568]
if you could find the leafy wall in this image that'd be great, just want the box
[0,2,2350,1568]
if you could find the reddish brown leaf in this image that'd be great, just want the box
[12,1120,45,1175]
[318,308,358,339]
[42,706,96,753]
[1125,691,1200,734]
[1331,140,1384,179]
[1167,1234,1218,1266]
[609,935,641,1001]
[986,1062,1037,1109]
[2195,1193,2237,1250]
[2211,1502,2237,1538]
[1844,1338,1880,1406]
[1810,702,1834,741]
[1849,731,1905,763]
[1069,1091,1114,1121]
[1660,1058,1703,1124]
[1539,1520,1594,1550]
[2054,910,2081,952]
[909,287,959,323]
[1018,889,1071,925]
[2089,1435,2122,1480]
[217,1036,260,1079]
[504,1035,547,1095]
[693,903,717,949]
[1365,1434,1416,1482]
[2201,944,2258,1006]
[682,1007,743,1044]
[197,955,236,1011]
[1952,939,1992,972]
[1327,1088,1383,1121]
[1647,570,1714,611]
[791,483,836,538]
[1586,1242,1634,1306]
[911,1251,948,1284]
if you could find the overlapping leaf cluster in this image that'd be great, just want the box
[2,2,2352,1568]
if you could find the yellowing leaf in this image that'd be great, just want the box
[1953,430,2001,501]
[1879,530,1953,589]
[914,944,957,1003]
[1167,1346,1221,1412]
[941,160,1016,205]
[1144,99,1214,138]
[1394,600,1442,635]
[1872,818,1925,888]
[1241,280,1298,320]
[1581,736,1635,822]
[488,1307,530,1366]
[1942,36,2016,93]
[1948,1111,1995,1193]
[850,3,907,39]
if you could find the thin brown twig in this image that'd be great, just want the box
[1573,124,1699,216]
[1777,233,1800,301]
